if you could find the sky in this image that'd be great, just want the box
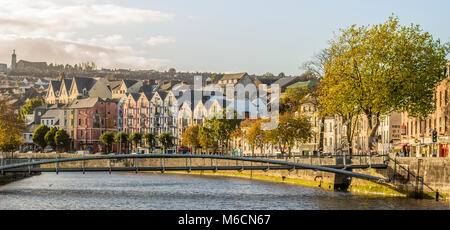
[0,0,449,76]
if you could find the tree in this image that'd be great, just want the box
[168,68,176,74]
[129,132,142,153]
[246,119,266,156]
[114,131,129,154]
[198,125,218,153]
[182,125,200,154]
[321,15,449,151]
[278,72,286,78]
[143,132,157,153]
[158,132,174,153]
[19,98,43,118]
[0,99,25,156]
[44,127,58,150]
[280,87,310,113]
[263,72,274,77]
[100,131,115,154]
[0,131,23,155]
[33,125,50,151]
[55,129,71,153]
[302,49,331,154]
[203,109,241,155]
[210,73,224,83]
[266,112,313,157]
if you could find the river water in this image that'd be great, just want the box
[0,172,448,210]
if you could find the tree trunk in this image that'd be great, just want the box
[367,113,380,153]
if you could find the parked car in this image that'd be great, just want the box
[44,147,54,153]
[76,150,90,154]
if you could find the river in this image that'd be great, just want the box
[0,172,448,210]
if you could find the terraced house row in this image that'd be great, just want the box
[22,64,450,157]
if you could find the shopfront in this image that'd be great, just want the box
[440,144,448,157]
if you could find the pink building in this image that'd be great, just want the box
[69,97,118,153]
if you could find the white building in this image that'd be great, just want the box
[376,112,402,154]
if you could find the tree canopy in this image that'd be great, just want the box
[55,129,71,152]
[33,125,50,150]
[320,15,449,151]
[19,98,43,118]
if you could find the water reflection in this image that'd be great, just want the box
[0,172,448,210]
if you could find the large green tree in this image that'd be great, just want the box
[44,127,58,150]
[143,132,157,152]
[245,119,267,156]
[0,99,25,156]
[202,109,241,155]
[158,132,174,153]
[198,125,218,153]
[320,15,449,151]
[129,132,142,153]
[32,125,50,151]
[100,131,115,154]
[182,125,200,154]
[54,129,71,152]
[114,131,129,154]
[266,112,313,157]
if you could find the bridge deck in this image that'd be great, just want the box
[0,154,390,183]
[2,164,387,173]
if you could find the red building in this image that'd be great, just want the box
[69,97,118,153]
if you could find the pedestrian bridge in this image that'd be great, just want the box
[0,154,390,183]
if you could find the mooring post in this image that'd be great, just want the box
[368,153,372,168]
[1,157,3,175]
[318,152,321,166]
[436,190,439,201]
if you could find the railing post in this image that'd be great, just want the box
[215,158,218,171]
[318,152,321,166]
[135,157,138,174]
[309,152,312,165]
[189,157,192,172]
[1,157,4,175]
[109,158,112,174]
[343,152,346,168]
[368,153,372,168]
[55,154,59,175]
[28,157,31,175]
[393,158,397,185]
[82,158,85,174]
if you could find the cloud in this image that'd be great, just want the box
[0,36,170,70]
[0,0,174,36]
[0,0,175,70]
[146,36,177,46]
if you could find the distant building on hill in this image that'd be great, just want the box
[0,63,7,73]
